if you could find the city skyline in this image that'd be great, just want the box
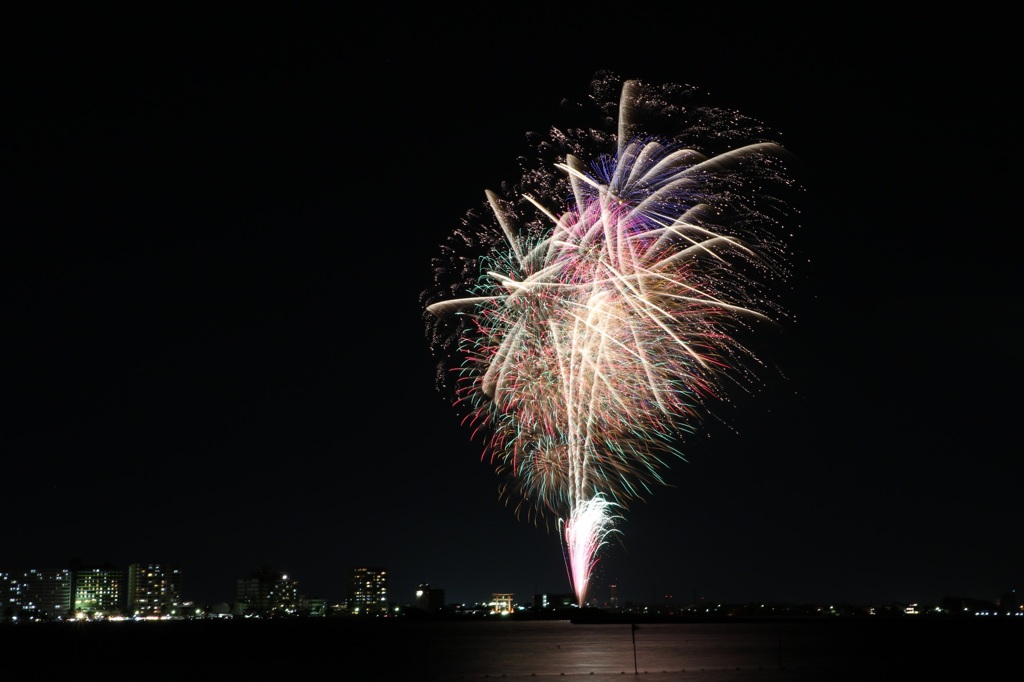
[4,8,1020,612]
[4,559,1018,619]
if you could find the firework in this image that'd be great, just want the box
[423,72,796,606]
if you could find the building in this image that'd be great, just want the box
[415,583,445,613]
[20,569,72,619]
[127,563,182,618]
[71,563,124,618]
[533,593,575,610]
[348,567,388,615]
[303,597,327,617]
[236,566,300,616]
[0,572,20,621]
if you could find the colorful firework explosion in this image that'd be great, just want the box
[423,72,797,606]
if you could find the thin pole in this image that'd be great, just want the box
[631,623,638,674]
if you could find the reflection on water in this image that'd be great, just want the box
[8,616,1020,680]
[392,618,1018,679]
[416,621,799,677]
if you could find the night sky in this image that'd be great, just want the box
[4,7,1020,609]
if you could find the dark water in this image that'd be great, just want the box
[4,617,1019,680]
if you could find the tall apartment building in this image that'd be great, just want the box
[236,566,300,616]
[71,563,124,618]
[1,569,74,621]
[0,572,20,620]
[127,563,182,617]
[348,567,388,615]
[20,569,73,619]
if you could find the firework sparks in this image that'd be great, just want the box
[423,73,796,606]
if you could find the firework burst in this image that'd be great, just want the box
[423,72,797,606]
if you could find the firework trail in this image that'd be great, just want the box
[423,73,796,606]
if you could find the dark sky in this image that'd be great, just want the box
[4,7,1020,609]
